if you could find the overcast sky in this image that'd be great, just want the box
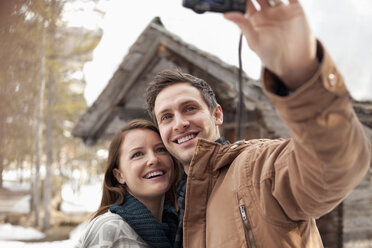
[63,0,372,106]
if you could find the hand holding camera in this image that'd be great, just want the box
[226,0,319,90]
[184,0,319,91]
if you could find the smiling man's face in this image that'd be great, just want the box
[154,83,223,170]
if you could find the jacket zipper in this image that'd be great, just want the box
[239,205,256,248]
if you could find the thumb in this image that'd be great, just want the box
[224,12,246,25]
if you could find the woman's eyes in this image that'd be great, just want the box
[130,147,167,159]
[131,152,143,159]
[156,147,167,153]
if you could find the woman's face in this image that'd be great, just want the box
[113,128,174,202]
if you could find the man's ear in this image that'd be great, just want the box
[214,105,223,126]
[113,168,125,184]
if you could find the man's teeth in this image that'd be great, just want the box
[177,134,195,144]
[145,171,164,179]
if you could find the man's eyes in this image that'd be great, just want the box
[161,114,172,121]
[159,106,197,122]
[185,106,197,112]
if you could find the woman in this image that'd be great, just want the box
[75,119,180,248]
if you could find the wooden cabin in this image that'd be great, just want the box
[73,17,372,248]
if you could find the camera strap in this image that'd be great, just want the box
[235,33,244,140]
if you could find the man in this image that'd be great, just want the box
[145,0,371,247]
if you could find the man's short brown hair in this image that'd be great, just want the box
[145,69,218,123]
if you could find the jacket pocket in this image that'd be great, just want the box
[239,204,256,248]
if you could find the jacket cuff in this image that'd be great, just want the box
[261,40,349,122]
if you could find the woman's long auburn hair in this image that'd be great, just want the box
[92,119,181,219]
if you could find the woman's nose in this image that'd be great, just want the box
[147,151,159,166]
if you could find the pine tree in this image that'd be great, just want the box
[0,0,103,228]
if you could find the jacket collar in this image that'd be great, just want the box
[189,138,252,175]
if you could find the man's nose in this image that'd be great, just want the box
[174,113,189,132]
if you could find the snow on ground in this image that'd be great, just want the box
[60,179,102,214]
[2,173,102,214]
[2,170,32,192]
[0,223,45,240]
[0,220,90,247]
[0,225,73,248]
[0,240,76,248]
[3,180,31,193]
[0,221,88,247]
[0,173,102,246]
[11,195,31,214]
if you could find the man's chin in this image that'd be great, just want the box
[168,144,195,164]
[180,155,194,166]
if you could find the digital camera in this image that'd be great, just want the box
[182,0,246,14]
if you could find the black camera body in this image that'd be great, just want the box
[182,0,246,14]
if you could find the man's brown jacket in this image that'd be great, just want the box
[182,43,371,247]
